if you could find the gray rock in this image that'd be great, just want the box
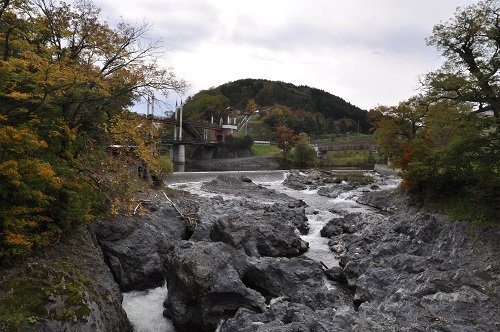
[321,218,344,238]
[242,256,349,309]
[0,228,132,332]
[325,266,347,284]
[164,241,265,332]
[330,189,500,331]
[176,184,309,241]
[91,205,187,291]
[219,301,344,332]
[210,215,309,258]
[317,183,356,198]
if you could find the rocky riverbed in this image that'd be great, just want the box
[101,169,499,331]
[4,169,497,331]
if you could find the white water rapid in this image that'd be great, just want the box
[122,283,175,332]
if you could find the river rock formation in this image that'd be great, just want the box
[89,171,499,332]
[210,214,308,257]
[164,241,265,332]
[0,228,132,332]
[324,190,500,331]
[91,204,187,292]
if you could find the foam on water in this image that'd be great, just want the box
[122,283,175,332]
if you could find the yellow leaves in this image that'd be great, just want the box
[6,91,30,100]
[33,161,63,187]
[0,156,64,258]
[5,233,30,246]
[0,125,48,157]
[109,111,162,174]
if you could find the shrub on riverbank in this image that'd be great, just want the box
[319,150,377,168]
[251,144,281,156]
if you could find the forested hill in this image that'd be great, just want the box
[185,78,370,133]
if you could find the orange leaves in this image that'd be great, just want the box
[276,125,299,156]
[0,125,49,158]
[5,233,30,246]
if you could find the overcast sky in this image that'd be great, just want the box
[93,0,476,113]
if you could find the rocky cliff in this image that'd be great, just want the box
[0,227,132,332]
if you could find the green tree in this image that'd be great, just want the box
[183,92,229,121]
[275,125,299,160]
[374,97,429,170]
[425,0,499,122]
[293,132,316,166]
[420,0,499,220]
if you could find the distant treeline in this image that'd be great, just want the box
[184,79,370,135]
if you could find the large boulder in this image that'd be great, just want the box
[317,182,356,199]
[0,228,132,332]
[164,240,354,332]
[219,256,355,332]
[201,174,301,205]
[176,193,309,243]
[164,241,266,332]
[264,202,309,235]
[321,213,373,240]
[210,215,309,258]
[91,205,187,291]
[219,302,353,332]
[241,256,350,309]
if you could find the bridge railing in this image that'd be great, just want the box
[317,143,376,152]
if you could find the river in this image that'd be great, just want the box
[122,170,400,331]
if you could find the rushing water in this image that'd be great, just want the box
[122,283,175,332]
[122,170,400,331]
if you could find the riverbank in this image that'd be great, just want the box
[122,169,500,331]
[0,227,132,332]
[2,169,498,331]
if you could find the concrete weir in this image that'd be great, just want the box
[164,170,287,185]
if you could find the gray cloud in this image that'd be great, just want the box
[92,0,477,110]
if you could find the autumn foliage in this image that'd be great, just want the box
[0,0,183,259]
[374,1,499,222]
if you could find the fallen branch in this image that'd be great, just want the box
[162,191,198,231]
[133,202,142,215]
[133,199,153,215]
[320,261,329,270]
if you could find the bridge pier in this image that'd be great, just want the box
[173,144,186,165]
